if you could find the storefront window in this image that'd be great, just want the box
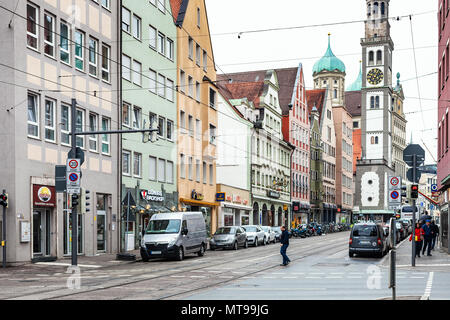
[201,207,212,237]
[241,215,249,225]
[224,215,234,226]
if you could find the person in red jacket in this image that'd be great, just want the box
[410,222,425,258]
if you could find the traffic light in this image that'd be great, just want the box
[411,184,419,199]
[0,193,8,207]
[72,194,79,208]
[81,189,90,213]
[401,185,407,201]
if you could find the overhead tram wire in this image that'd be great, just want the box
[0,4,438,138]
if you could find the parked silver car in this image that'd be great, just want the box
[209,226,248,250]
[261,226,276,244]
[242,225,266,246]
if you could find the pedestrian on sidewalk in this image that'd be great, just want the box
[410,222,424,258]
[280,226,290,266]
[422,220,433,257]
[431,220,440,251]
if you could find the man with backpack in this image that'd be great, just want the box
[280,226,291,266]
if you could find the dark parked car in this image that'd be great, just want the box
[395,222,407,242]
[399,219,412,235]
[209,226,248,250]
[349,222,388,258]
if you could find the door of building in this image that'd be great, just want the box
[33,210,51,256]
[97,211,106,252]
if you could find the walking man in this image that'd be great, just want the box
[422,220,433,257]
[280,226,290,266]
[431,221,440,251]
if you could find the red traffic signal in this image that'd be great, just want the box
[411,184,419,199]
[0,193,8,207]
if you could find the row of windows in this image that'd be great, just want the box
[253,172,289,193]
[342,140,353,157]
[342,174,352,189]
[122,6,175,62]
[122,54,175,101]
[323,186,336,204]
[27,92,111,154]
[255,139,290,167]
[343,192,353,206]
[26,3,111,82]
[179,111,216,145]
[438,111,449,160]
[179,155,214,185]
[187,37,208,72]
[323,162,336,180]
[122,151,174,184]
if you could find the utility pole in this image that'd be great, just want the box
[2,189,6,268]
[412,154,417,267]
[68,99,159,265]
[71,99,78,267]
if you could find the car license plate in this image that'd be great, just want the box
[360,241,370,245]
[150,251,162,255]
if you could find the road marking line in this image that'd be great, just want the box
[282,277,297,279]
[231,271,246,274]
[35,262,101,268]
[326,276,343,279]
[263,276,276,279]
[347,276,363,279]
[218,276,233,279]
[305,276,321,279]
[410,276,425,279]
[190,276,206,278]
[421,272,434,300]
[170,275,186,278]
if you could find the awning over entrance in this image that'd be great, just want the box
[179,198,219,207]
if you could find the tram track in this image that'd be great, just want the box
[5,232,349,300]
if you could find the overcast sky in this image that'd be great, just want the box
[205,0,438,165]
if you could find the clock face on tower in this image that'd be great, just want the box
[367,68,384,85]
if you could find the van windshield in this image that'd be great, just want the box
[145,219,181,234]
[353,225,377,237]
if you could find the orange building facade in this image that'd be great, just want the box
[170,0,218,236]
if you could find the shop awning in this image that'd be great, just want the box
[180,198,219,207]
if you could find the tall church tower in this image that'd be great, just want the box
[355,0,395,214]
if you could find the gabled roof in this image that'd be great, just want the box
[169,0,188,25]
[344,91,362,117]
[306,89,326,123]
[217,73,267,109]
[274,67,299,116]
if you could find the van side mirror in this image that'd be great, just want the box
[182,228,189,235]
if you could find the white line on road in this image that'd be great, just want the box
[169,275,186,278]
[35,262,101,268]
[190,276,206,278]
[421,272,434,300]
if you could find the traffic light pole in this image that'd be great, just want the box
[69,99,159,266]
[412,154,417,267]
[71,99,78,267]
[2,189,6,268]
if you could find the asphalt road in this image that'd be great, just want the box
[0,231,448,300]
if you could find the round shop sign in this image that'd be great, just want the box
[38,186,52,203]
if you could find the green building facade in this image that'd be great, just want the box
[121,0,178,250]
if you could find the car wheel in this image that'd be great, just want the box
[349,252,354,258]
[141,255,149,262]
[197,244,205,257]
[254,238,258,247]
[233,241,238,250]
[244,240,248,249]
[176,247,184,261]
[263,237,267,246]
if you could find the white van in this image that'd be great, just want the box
[140,212,207,261]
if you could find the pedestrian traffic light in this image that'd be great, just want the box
[72,194,79,208]
[0,193,8,207]
[411,184,419,199]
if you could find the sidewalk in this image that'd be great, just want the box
[382,238,450,272]
[0,250,141,274]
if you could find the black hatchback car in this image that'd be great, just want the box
[349,222,388,258]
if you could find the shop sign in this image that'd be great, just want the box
[140,190,164,202]
[226,195,233,202]
[33,185,56,207]
[216,193,226,202]
[243,199,248,205]
[191,190,204,201]
[233,194,242,204]
[283,204,288,211]
[267,190,280,199]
